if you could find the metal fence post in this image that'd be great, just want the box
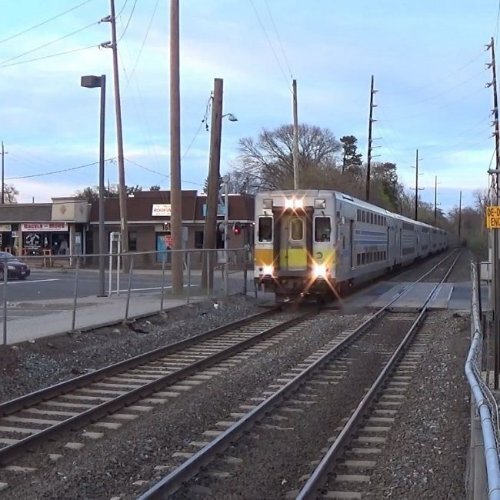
[243,257,248,296]
[125,254,134,321]
[160,251,166,313]
[2,256,7,345]
[71,257,80,332]
[206,250,211,299]
[187,251,191,304]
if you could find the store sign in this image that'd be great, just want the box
[152,204,171,216]
[21,222,68,232]
[0,224,11,232]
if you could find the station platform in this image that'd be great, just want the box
[346,281,488,312]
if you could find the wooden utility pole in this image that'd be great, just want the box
[487,36,500,388]
[101,0,128,254]
[201,78,223,290]
[169,0,183,293]
[292,79,299,189]
[414,149,420,221]
[1,142,6,204]
[366,75,376,202]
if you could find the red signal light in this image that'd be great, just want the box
[233,223,241,235]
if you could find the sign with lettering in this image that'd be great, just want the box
[21,222,68,231]
[152,204,171,216]
[487,206,500,229]
[0,224,11,232]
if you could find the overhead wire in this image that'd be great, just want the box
[118,0,138,42]
[263,0,293,78]
[125,158,204,187]
[0,44,99,69]
[248,0,292,92]
[123,0,160,83]
[117,0,164,175]
[0,0,95,46]
[6,159,116,180]
[0,21,100,67]
[182,95,212,160]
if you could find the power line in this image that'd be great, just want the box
[125,158,204,187]
[6,159,115,180]
[0,22,99,67]
[118,0,138,42]
[0,0,94,46]
[0,44,98,69]
[122,0,159,82]
[182,95,212,160]
[248,0,292,92]
[264,0,293,78]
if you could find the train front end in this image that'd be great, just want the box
[254,191,336,301]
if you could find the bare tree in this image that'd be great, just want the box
[234,124,341,190]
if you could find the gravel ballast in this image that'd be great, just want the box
[0,251,476,499]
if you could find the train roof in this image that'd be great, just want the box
[255,189,446,233]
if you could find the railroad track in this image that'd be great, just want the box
[0,306,318,474]
[136,250,461,499]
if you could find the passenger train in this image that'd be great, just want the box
[254,190,448,301]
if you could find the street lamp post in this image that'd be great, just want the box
[81,74,106,297]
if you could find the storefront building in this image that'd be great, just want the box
[0,191,254,267]
[88,190,254,267]
[0,198,90,257]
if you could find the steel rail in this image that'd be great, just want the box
[0,307,313,466]
[137,251,462,499]
[295,250,462,499]
[0,307,281,417]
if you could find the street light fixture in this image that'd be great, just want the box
[222,113,238,122]
[81,74,106,297]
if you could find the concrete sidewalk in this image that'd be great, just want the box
[1,293,206,345]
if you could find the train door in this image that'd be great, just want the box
[279,214,308,271]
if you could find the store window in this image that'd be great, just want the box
[129,231,137,252]
[195,231,204,249]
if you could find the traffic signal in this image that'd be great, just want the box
[233,222,242,235]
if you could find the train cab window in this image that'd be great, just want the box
[290,218,304,240]
[258,217,273,242]
[315,217,331,242]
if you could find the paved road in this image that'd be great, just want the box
[0,269,205,302]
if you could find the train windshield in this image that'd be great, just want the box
[314,217,331,242]
[258,216,273,242]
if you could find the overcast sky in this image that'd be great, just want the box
[0,0,499,212]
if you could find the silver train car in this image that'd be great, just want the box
[254,190,448,300]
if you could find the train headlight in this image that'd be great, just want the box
[313,263,328,279]
[262,265,274,276]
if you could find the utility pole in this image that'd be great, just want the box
[169,0,183,294]
[201,78,223,290]
[487,36,500,388]
[1,142,6,204]
[366,75,377,202]
[292,79,299,189]
[102,0,128,254]
[414,149,420,221]
[434,175,438,225]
